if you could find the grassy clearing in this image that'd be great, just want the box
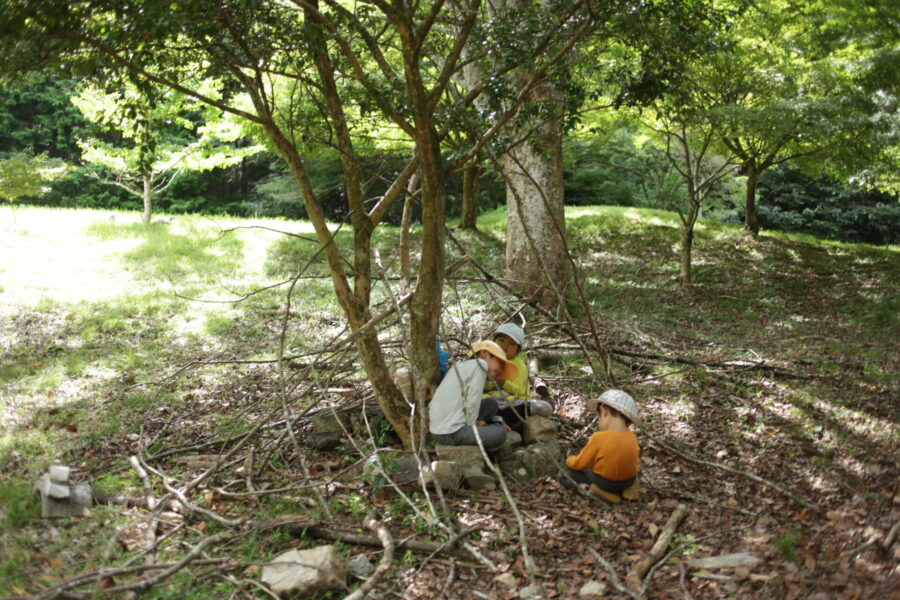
[1,204,897,598]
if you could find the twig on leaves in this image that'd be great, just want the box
[250,519,478,562]
[678,563,695,600]
[343,515,395,600]
[32,549,229,600]
[129,455,161,565]
[587,548,642,600]
[640,526,742,597]
[625,503,689,593]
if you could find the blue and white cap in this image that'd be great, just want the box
[491,322,525,348]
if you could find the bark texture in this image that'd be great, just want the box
[503,108,567,296]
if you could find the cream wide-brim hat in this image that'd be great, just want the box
[471,340,519,381]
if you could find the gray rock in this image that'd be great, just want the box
[499,441,562,482]
[521,416,558,444]
[347,553,374,579]
[362,452,421,485]
[311,410,353,434]
[519,584,545,599]
[495,430,523,459]
[495,572,517,590]
[421,460,463,491]
[463,469,496,491]
[306,432,343,451]
[578,580,607,597]
[261,546,346,597]
[434,445,485,471]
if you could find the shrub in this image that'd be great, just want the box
[757,167,900,245]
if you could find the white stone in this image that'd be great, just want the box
[261,546,346,596]
[578,580,607,597]
[519,584,545,599]
[688,552,761,570]
[495,572,517,589]
[49,465,70,483]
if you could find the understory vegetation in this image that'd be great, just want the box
[1,206,897,599]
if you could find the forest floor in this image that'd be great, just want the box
[1,205,897,599]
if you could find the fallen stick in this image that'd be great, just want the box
[343,515,395,600]
[625,504,689,593]
[248,519,478,562]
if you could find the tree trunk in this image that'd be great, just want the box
[680,196,700,286]
[400,169,418,286]
[142,175,153,224]
[744,159,759,237]
[459,162,480,230]
[408,144,446,398]
[680,225,693,286]
[503,105,567,297]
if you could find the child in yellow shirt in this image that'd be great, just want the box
[485,323,552,431]
[559,390,640,499]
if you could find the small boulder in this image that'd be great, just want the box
[347,553,374,579]
[578,580,607,597]
[519,584,545,599]
[495,572,517,590]
[306,432,343,451]
[421,460,463,491]
[311,410,353,434]
[434,445,485,472]
[521,416,558,444]
[495,430,523,459]
[499,441,562,482]
[362,452,420,485]
[261,546,346,597]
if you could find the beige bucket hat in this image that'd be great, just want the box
[471,340,519,381]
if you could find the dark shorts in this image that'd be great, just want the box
[558,465,636,492]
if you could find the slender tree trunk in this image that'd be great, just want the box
[744,159,759,237]
[408,143,446,397]
[503,103,567,296]
[680,196,700,286]
[680,225,693,286]
[400,170,418,286]
[142,175,153,224]
[459,163,480,230]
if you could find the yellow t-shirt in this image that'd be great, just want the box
[485,352,529,399]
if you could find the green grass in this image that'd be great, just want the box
[1,203,897,597]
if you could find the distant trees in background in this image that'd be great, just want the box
[0,71,896,244]
[0,0,896,247]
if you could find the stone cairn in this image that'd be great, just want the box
[36,465,93,517]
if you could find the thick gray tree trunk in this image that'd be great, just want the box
[503,105,567,295]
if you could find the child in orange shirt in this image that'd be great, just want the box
[559,390,640,499]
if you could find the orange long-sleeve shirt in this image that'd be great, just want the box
[565,430,640,481]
